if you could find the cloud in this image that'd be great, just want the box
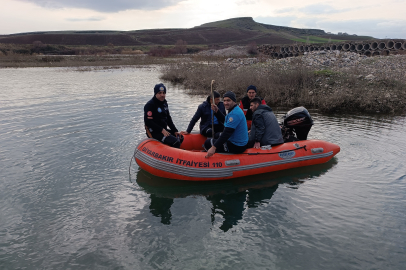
[255,15,406,39]
[274,7,295,14]
[299,4,353,15]
[272,4,358,16]
[236,0,259,4]
[16,0,183,13]
[320,19,406,38]
[272,4,356,16]
[66,16,106,22]
[294,17,406,38]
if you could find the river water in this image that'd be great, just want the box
[0,67,405,270]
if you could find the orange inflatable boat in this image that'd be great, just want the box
[134,133,340,181]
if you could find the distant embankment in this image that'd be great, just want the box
[0,25,370,47]
[0,32,142,46]
[0,29,295,46]
[259,39,406,58]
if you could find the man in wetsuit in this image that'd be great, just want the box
[247,97,284,149]
[239,85,266,128]
[144,83,183,148]
[181,91,226,137]
[204,91,248,157]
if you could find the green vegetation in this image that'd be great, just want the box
[199,17,267,31]
[291,36,345,44]
[314,69,337,76]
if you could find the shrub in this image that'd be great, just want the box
[314,69,336,76]
[13,49,30,55]
[173,40,187,54]
[32,41,44,47]
[148,46,174,57]
[39,56,65,62]
[187,47,203,54]
[246,42,258,55]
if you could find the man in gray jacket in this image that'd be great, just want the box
[248,97,284,149]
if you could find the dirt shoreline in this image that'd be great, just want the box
[1,51,405,114]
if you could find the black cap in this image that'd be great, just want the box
[246,85,257,92]
[154,83,166,94]
[207,91,221,103]
[223,91,236,102]
[208,91,220,99]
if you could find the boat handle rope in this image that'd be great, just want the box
[246,145,307,155]
[129,139,152,176]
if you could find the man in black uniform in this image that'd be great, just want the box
[144,83,183,148]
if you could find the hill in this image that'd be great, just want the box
[199,17,325,35]
[0,17,374,47]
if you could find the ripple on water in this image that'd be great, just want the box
[1,67,406,270]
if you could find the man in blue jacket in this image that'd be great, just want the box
[181,91,226,137]
[204,91,248,157]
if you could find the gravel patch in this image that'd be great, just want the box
[198,46,248,57]
[222,50,406,83]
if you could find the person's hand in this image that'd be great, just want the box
[254,142,261,149]
[180,131,189,135]
[205,146,216,158]
[248,130,251,134]
[174,132,182,138]
[162,129,170,137]
[211,104,218,113]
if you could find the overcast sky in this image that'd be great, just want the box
[1,0,405,39]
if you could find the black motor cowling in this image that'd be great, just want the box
[282,107,313,141]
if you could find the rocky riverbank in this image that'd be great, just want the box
[226,51,406,82]
[161,51,406,114]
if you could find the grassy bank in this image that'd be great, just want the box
[160,58,406,114]
[0,42,207,68]
[0,54,183,68]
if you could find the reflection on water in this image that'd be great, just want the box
[149,194,174,225]
[135,158,337,231]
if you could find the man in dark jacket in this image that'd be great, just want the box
[144,83,183,148]
[247,97,284,149]
[239,85,266,121]
[181,91,226,137]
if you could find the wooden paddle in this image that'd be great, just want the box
[210,80,215,138]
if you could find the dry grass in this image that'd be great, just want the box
[160,58,406,114]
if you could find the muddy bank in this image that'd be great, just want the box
[0,54,180,68]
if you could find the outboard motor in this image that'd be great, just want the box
[281,107,313,142]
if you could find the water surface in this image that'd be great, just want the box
[0,67,405,270]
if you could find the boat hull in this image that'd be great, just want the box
[134,134,340,181]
